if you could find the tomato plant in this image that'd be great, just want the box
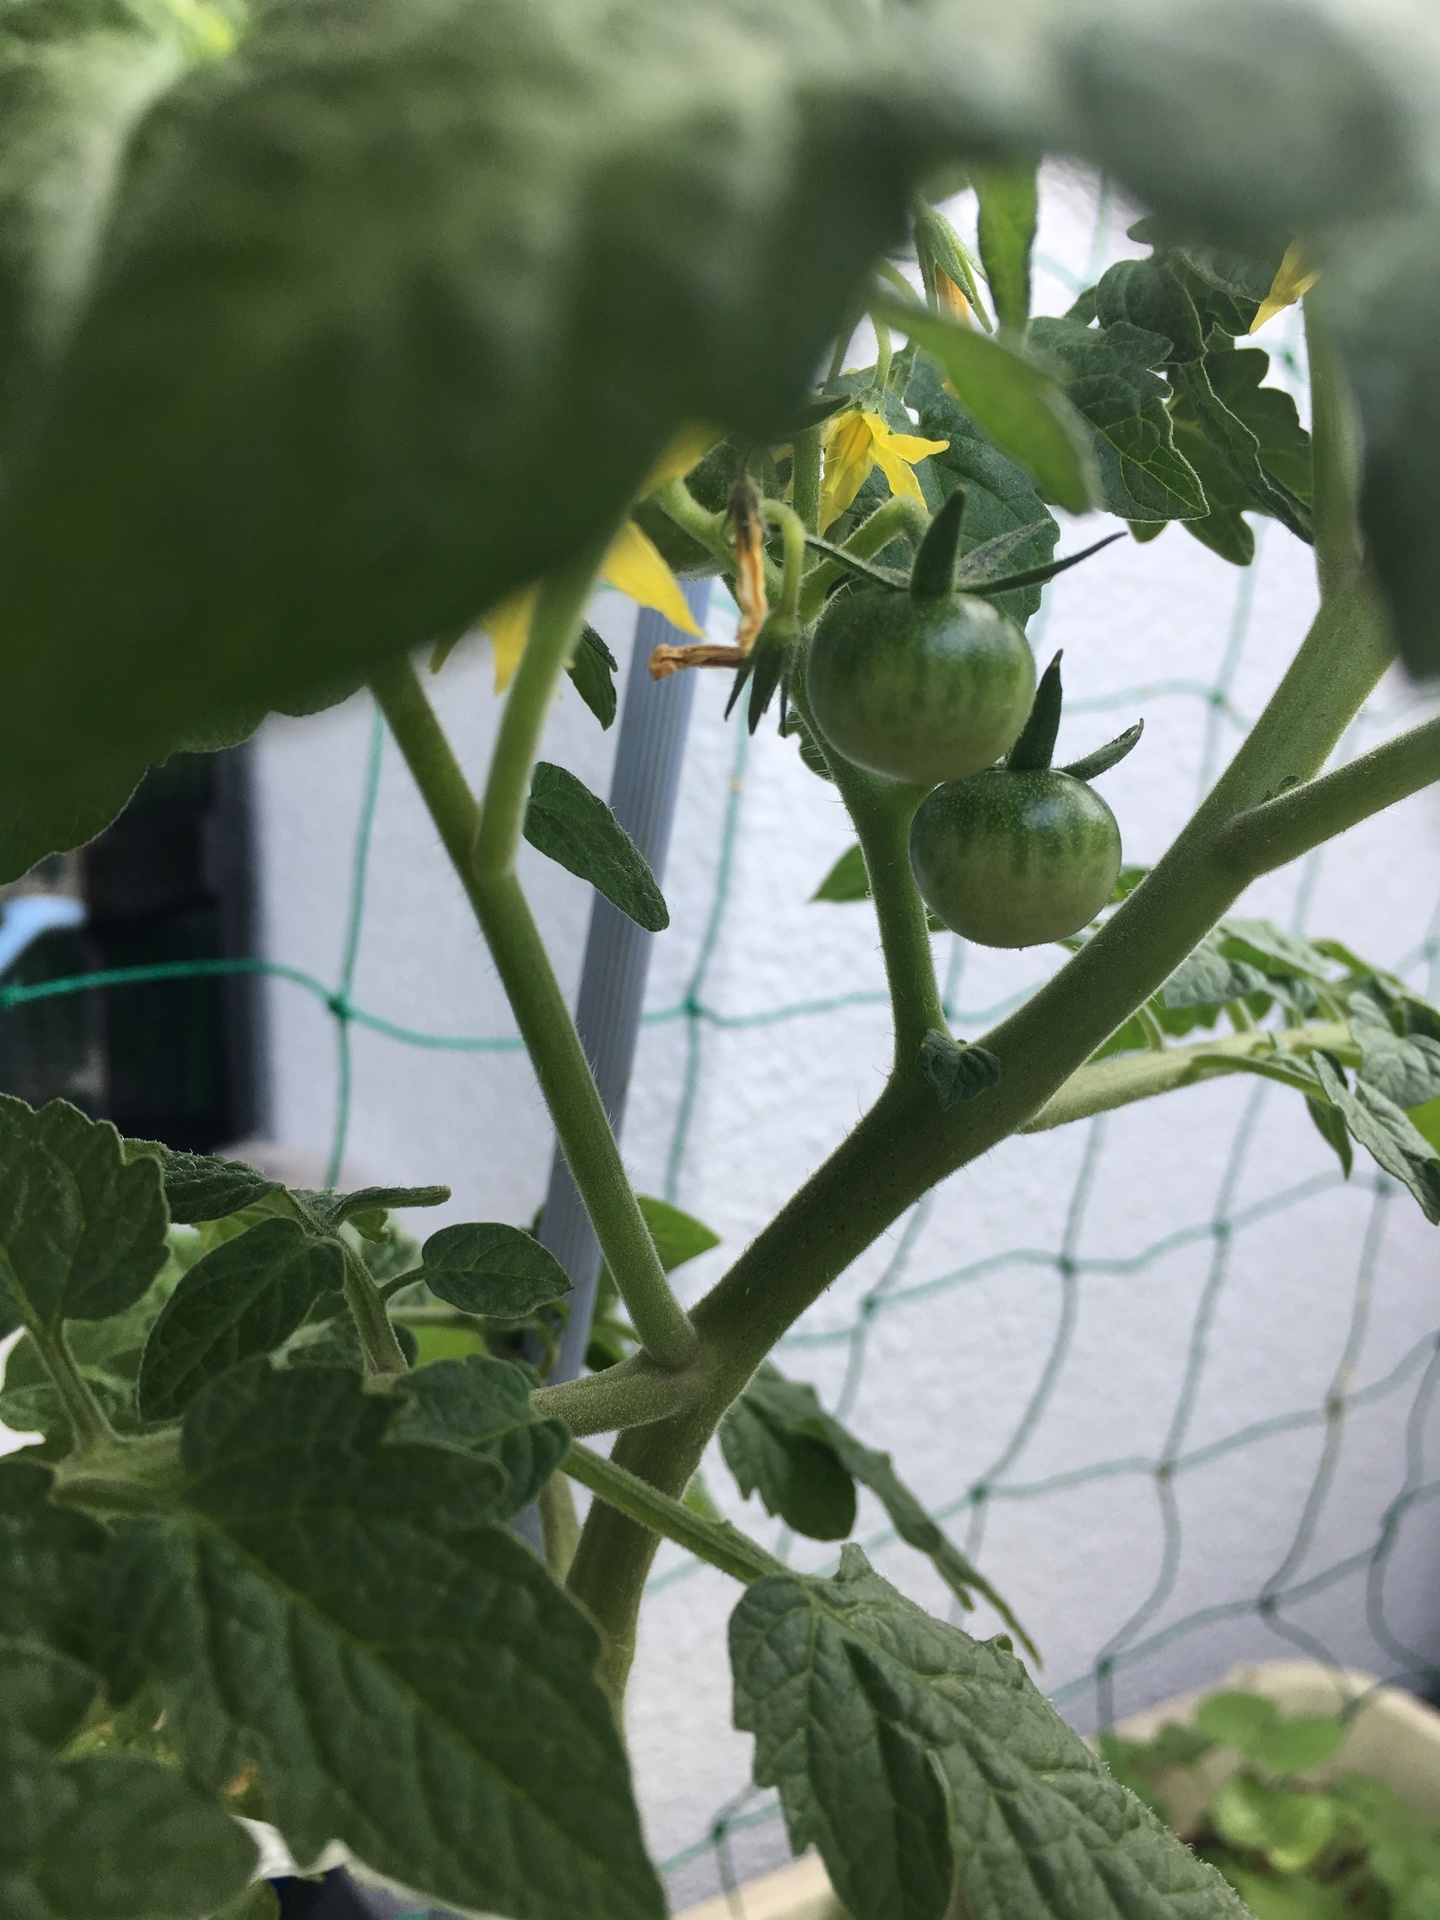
[3,4,1440,1920]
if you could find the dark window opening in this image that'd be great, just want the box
[0,747,266,1152]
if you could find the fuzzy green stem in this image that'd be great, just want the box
[563,1442,782,1587]
[341,1243,410,1378]
[1305,297,1365,601]
[474,557,604,875]
[370,653,700,1375]
[761,501,807,621]
[1023,1021,1356,1132]
[1217,714,1440,876]
[868,312,893,392]
[789,680,941,1066]
[791,427,822,535]
[799,494,930,622]
[531,1353,694,1436]
[650,480,782,598]
[14,1310,116,1455]
[539,1473,582,1579]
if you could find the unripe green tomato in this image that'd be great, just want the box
[806,587,1036,785]
[909,767,1122,948]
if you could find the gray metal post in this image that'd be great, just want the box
[537,581,709,1382]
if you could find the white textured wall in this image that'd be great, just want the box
[250,172,1440,1910]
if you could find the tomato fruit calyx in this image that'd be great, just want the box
[907,655,1144,949]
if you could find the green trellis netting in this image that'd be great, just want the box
[2,176,1440,1915]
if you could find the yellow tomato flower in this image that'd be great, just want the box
[1251,241,1319,333]
[600,520,704,638]
[471,522,703,694]
[819,406,948,531]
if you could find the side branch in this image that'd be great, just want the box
[1022,1021,1355,1133]
[562,1442,782,1587]
[1217,716,1440,879]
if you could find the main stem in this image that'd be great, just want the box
[370,603,699,1375]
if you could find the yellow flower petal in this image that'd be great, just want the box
[482,587,538,693]
[819,410,876,530]
[1251,241,1319,333]
[640,424,722,498]
[860,410,948,465]
[868,441,930,507]
[602,520,704,635]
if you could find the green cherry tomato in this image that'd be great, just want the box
[806,587,1036,785]
[909,766,1122,948]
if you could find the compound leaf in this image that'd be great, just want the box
[101,1364,664,1920]
[419,1221,572,1317]
[389,1355,569,1517]
[0,1097,167,1331]
[524,763,668,933]
[137,1217,345,1421]
[731,1547,1248,1920]
[0,1736,257,1920]
[1027,318,1206,522]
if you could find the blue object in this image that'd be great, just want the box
[0,894,86,979]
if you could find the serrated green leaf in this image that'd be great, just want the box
[1205,349,1312,504]
[974,165,1037,334]
[123,1143,279,1226]
[419,1221,572,1317]
[1170,359,1310,542]
[389,1355,569,1517]
[137,1216,345,1421]
[1162,936,1267,1012]
[813,844,870,903]
[731,1546,1248,1920]
[1307,1097,1354,1179]
[918,1031,1001,1109]
[1027,317,1206,522]
[1094,258,1205,364]
[720,1389,857,1542]
[0,1097,167,1332]
[102,1365,662,1920]
[568,624,619,730]
[877,302,1096,514]
[0,1732,257,1920]
[524,763,668,933]
[725,1366,1035,1658]
[1312,1055,1440,1222]
[1219,919,1333,983]
[0,1460,109,1746]
[906,354,1060,625]
[1167,403,1257,567]
[1349,994,1440,1110]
